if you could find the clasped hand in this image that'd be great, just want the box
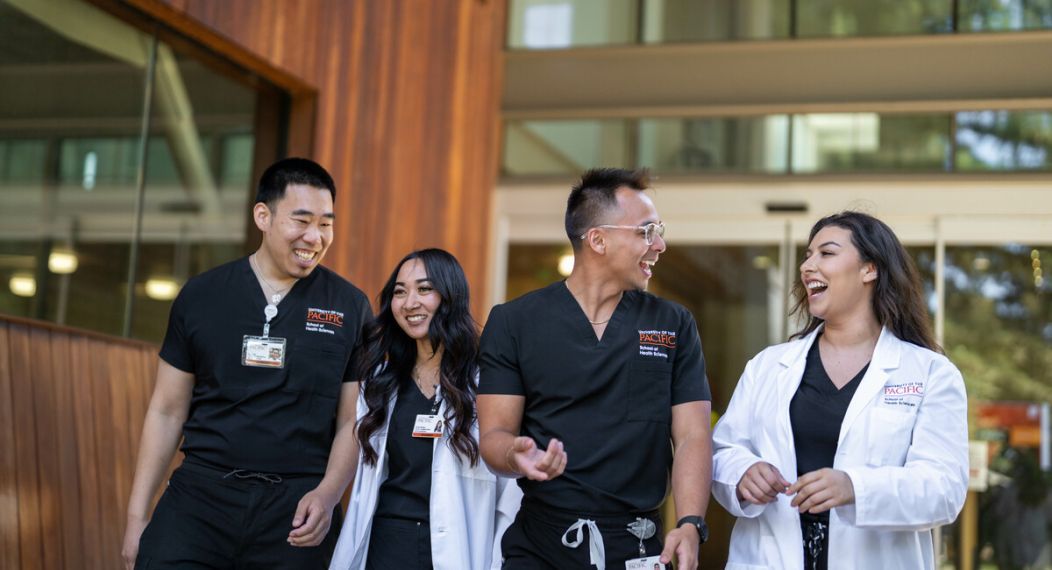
[737,462,855,513]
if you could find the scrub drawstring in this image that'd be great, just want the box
[562,518,606,570]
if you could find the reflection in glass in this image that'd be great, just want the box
[796,0,952,37]
[641,0,790,43]
[0,0,268,342]
[503,119,632,176]
[639,116,789,173]
[791,113,950,173]
[507,0,639,49]
[960,0,1052,31]
[956,111,1052,171]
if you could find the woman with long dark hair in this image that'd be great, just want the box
[329,249,520,570]
[713,212,969,570]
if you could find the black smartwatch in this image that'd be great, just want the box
[676,516,709,545]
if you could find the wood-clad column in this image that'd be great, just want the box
[142,0,507,317]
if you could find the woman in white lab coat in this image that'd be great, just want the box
[329,249,520,570]
[712,212,968,570]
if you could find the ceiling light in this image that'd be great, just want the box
[145,278,180,301]
[48,249,79,274]
[9,274,36,297]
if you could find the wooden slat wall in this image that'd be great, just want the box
[138,0,508,317]
[0,316,160,570]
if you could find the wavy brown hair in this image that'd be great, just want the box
[355,249,480,466]
[790,211,939,352]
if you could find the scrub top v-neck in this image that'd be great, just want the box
[479,281,710,514]
[790,337,869,478]
[373,378,437,523]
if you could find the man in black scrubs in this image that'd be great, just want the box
[478,168,713,569]
[121,158,371,569]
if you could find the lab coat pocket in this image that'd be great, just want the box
[627,360,672,424]
[866,407,917,467]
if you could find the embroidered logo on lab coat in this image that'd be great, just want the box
[880,381,924,408]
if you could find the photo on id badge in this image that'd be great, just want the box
[626,556,665,569]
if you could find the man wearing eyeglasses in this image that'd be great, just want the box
[478,168,712,569]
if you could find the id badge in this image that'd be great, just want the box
[412,414,443,438]
[242,335,287,368]
[625,556,665,570]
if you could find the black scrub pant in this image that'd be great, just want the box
[501,499,665,569]
[134,462,341,569]
[365,516,434,570]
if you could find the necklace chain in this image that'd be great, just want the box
[588,317,611,325]
[250,254,295,303]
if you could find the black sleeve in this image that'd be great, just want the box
[477,304,525,396]
[343,292,374,383]
[158,289,194,373]
[671,308,710,404]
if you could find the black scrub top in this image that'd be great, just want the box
[790,338,868,477]
[373,378,437,523]
[159,256,371,476]
[479,281,710,514]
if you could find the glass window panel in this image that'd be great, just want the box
[956,110,1052,171]
[508,0,640,49]
[0,0,275,342]
[795,0,953,37]
[639,116,789,173]
[130,45,258,341]
[959,0,1052,31]
[503,119,632,176]
[791,113,950,173]
[0,0,149,325]
[642,0,790,42]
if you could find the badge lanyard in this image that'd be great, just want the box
[242,292,288,369]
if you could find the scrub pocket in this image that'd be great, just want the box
[287,340,347,398]
[626,360,672,424]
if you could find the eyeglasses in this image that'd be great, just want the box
[580,222,666,246]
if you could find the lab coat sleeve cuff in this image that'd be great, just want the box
[713,453,768,518]
[836,466,868,526]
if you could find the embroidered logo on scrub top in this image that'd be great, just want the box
[638,329,676,359]
[879,381,924,409]
[306,308,343,335]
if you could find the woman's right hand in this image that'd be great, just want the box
[737,461,790,505]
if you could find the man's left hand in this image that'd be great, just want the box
[287,487,339,547]
[660,523,699,569]
[788,468,855,514]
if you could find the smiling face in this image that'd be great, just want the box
[799,225,877,322]
[391,258,441,341]
[600,187,666,291]
[254,183,334,279]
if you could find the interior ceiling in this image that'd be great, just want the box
[503,32,1052,116]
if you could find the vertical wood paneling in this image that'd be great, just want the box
[144,0,508,318]
[0,324,20,569]
[0,317,160,570]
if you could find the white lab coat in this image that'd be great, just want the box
[712,327,968,570]
[329,385,522,570]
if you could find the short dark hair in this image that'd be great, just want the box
[255,157,336,206]
[790,211,939,352]
[565,168,650,250]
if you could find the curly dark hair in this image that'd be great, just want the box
[790,211,939,352]
[355,248,480,466]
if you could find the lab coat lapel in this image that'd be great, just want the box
[838,327,902,446]
[775,330,818,472]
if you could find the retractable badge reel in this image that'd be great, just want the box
[242,294,287,368]
[625,517,664,570]
[412,390,443,438]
